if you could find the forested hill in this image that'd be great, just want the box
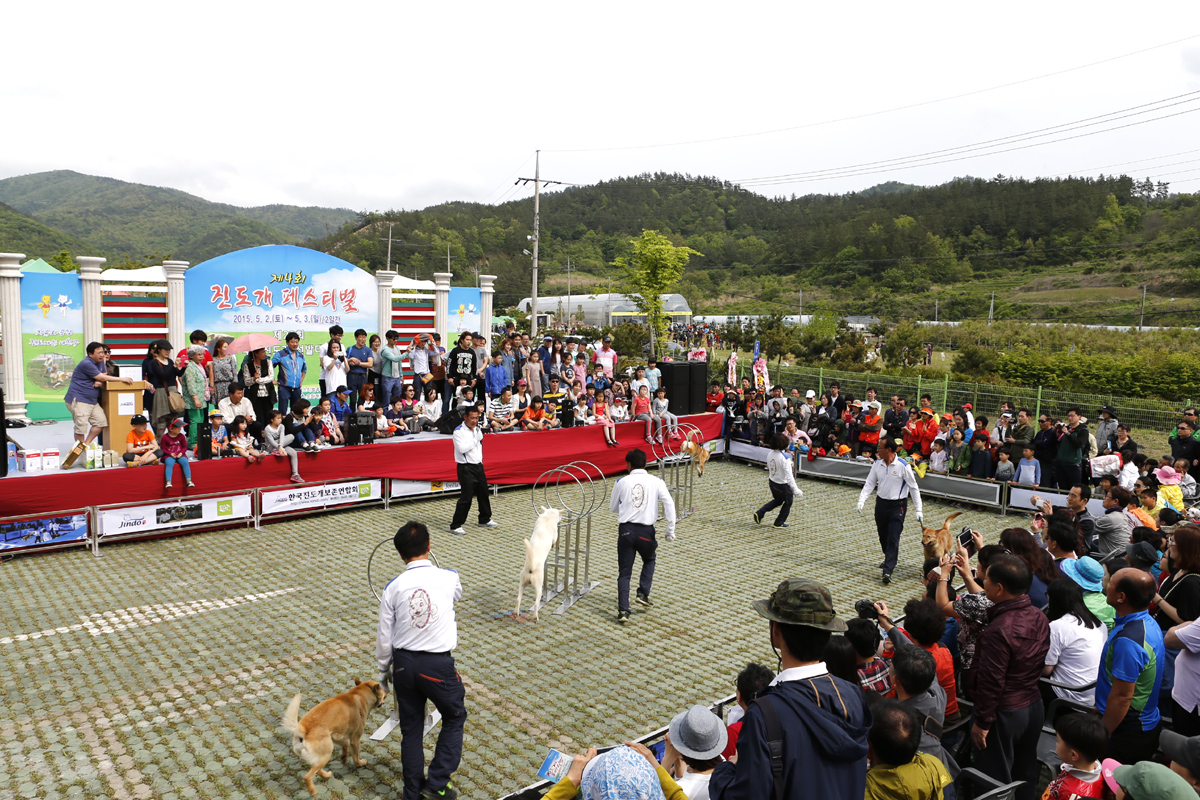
[308,173,1199,323]
[0,170,356,264]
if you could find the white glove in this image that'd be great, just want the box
[915,512,924,524]
[664,531,676,542]
[856,499,865,513]
[379,673,391,692]
[794,489,804,501]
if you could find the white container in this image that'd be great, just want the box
[20,450,43,472]
[41,448,60,471]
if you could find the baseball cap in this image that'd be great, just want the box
[1061,556,1103,592]
[668,705,727,760]
[920,407,934,416]
[805,389,816,398]
[1126,541,1159,571]
[963,403,973,410]
[517,378,527,386]
[130,414,149,425]
[1161,729,1200,778]
[752,577,847,631]
[603,335,612,342]
[1109,760,1195,800]
[169,418,185,428]
[208,409,223,418]
[1000,410,1013,418]
[335,385,349,395]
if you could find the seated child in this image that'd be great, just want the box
[317,398,345,445]
[610,396,629,422]
[161,417,194,489]
[123,414,162,467]
[488,388,518,432]
[1042,712,1105,799]
[207,409,235,457]
[632,385,655,444]
[521,397,551,430]
[928,438,948,474]
[651,387,678,442]
[455,385,478,414]
[573,394,593,427]
[594,395,617,446]
[284,400,319,453]
[262,409,302,483]
[374,405,398,438]
[228,414,265,462]
[993,449,1015,483]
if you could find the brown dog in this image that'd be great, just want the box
[920,511,963,561]
[282,679,388,796]
[680,430,710,476]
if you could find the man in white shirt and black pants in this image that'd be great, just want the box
[450,408,497,535]
[610,448,676,624]
[376,521,465,800]
[856,437,923,586]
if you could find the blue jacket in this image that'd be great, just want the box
[710,673,870,800]
[484,364,509,396]
[271,347,307,389]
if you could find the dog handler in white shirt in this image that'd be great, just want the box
[856,437,923,586]
[753,432,804,529]
[376,521,465,800]
[449,408,497,535]
[610,448,676,624]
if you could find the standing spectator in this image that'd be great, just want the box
[1003,409,1034,460]
[271,332,307,414]
[1034,412,1060,489]
[1097,568,1165,764]
[375,521,466,800]
[1171,421,1200,485]
[610,448,676,624]
[828,381,846,418]
[176,329,212,369]
[1042,578,1107,707]
[321,340,349,399]
[858,438,924,585]
[1154,525,1200,700]
[709,579,870,800]
[445,332,478,414]
[64,341,135,446]
[407,332,440,396]
[884,396,909,444]
[645,356,661,393]
[520,352,544,406]
[317,324,343,398]
[449,408,496,535]
[160,417,194,489]
[1095,486,1135,556]
[1000,527,1058,609]
[592,334,618,379]
[240,347,276,433]
[935,543,1000,674]
[181,345,208,447]
[1166,614,1200,736]
[1061,555,1116,633]
[142,339,183,436]
[846,617,891,693]
[967,554,1050,800]
[367,333,384,400]
[720,663,776,761]
[1096,406,1119,454]
[1056,408,1090,489]
[345,328,374,407]
[206,336,237,406]
[878,600,959,722]
[379,330,406,405]
[483,352,509,400]
[498,336,517,389]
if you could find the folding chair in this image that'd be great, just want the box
[955,767,1023,800]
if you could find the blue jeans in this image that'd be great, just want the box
[164,455,191,483]
[292,426,316,446]
[278,384,302,414]
[382,375,404,406]
[392,650,466,800]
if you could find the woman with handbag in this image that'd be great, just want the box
[240,348,277,432]
[142,339,184,436]
[1156,526,1200,703]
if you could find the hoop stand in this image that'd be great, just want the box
[366,543,444,741]
[530,460,607,616]
[650,422,703,521]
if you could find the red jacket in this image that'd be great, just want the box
[905,418,938,456]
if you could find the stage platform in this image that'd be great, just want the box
[0,414,721,520]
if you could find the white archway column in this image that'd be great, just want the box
[0,253,28,420]
[433,272,452,343]
[479,275,496,347]
[163,260,189,348]
[78,256,106,346]
[375,270,397,335]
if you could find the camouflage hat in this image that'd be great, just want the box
[753,577,847,631]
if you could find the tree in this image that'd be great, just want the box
[613,230,701,356]
[881,321,925,367]
[48,250,79,272]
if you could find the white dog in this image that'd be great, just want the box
[515,506,562,622]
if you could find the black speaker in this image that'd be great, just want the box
[688,360,708,415]
[658,362,691,417]
[196,422,213,459]
[437,409,464,436]
[346,411,375,445]
[0,387,7,478]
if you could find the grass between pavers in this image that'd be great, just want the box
[0,459,1017,799]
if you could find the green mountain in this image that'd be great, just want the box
[0,170,356,264]
[0,200,94,260]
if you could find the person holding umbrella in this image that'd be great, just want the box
[230,334,281,432]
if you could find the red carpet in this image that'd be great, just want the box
[0,414,721,518]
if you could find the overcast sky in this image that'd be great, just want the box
[5,2,1200,212]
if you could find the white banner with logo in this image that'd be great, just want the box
[100,495,252,538]
[390,479,460,498]
[261,479,382,516]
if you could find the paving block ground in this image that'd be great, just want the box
[0,459,1018,799]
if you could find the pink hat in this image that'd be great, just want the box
[1101,759,1123,795]
[1155,465,1182,485]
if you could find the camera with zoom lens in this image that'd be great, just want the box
[855,599,880,620]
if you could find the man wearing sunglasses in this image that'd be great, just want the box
[1033,415,1059,489]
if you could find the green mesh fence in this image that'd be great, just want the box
[715,362,1188,444]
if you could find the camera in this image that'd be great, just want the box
[855,599,880,620]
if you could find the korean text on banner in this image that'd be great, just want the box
[260,479,382,516]
[99,495,252,538]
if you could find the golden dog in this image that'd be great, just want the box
[920,511,963,561]
[679,430,710,476]
[282,679,388,796]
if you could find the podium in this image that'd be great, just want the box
[100,382,146,451]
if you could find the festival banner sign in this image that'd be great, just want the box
[390,479,460,498]
[260,479,382,515]
[98,495,252,538]
[184,246,379,402]
[20,269,84,420]
[0,513,89,552]
[447,287,482,338]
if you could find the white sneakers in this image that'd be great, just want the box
[450,527,467,535]
[478,520,498,528]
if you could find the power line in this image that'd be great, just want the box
[542,33,1200,154]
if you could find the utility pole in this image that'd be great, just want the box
[935,299,938,323]
[988,292,994,326]
[378,224,432,278]
[516,151,570,339]
[798,288,803,322]
[1139,285,1147,330]
[565,257,573,334]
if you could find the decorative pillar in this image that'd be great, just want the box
[163,260,189,348]
[77,256,106,346]
[433,272,452,343]
[0,253,28,421]
[375,270,397,335]
[479,275,497,347]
